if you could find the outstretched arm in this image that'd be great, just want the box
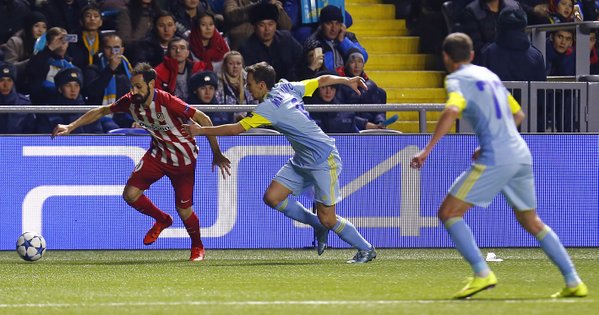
[51,105,112,138]
[183,121,246,137]
[191,111,232,178]
[410,106,460,169]
[316,75,367,96]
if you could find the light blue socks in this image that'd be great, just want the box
[445,218,490,277]
[536,225,581,287]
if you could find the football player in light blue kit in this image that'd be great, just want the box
[411,33,587,299]
[183,62,376,263]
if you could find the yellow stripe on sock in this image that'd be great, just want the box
[334,216,346,233]
[276,198,288,212]
[444,217,463,229]
[535,225,552,241]
[455,164,486,200]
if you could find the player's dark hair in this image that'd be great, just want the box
[132,62,156,83]
[442,32,473,63]
[246,62,276,89]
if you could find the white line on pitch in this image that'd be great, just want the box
[0,299,588,308]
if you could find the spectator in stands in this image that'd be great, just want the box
[155,37,207,100]
[115,0,161,44]
[223,0,292,51]
[84,33,136,128]
[38,67,105,133]
[2,11,47,77]
[307,5,368,72]
[188,70,234,125]
[297,39,325,80]
[0,62,35,134]
[215,51,255,121]
[23,27,75,104]
[188,11,229,71]
[548,0,578,23]
[481,6,547,81]
[67,4,104,70]
[169,0,223,39]
[283,0,354,44]
[304,70,363,133]
[239,2,302,81]
[454,0,520,65]
[0,0,31,45]
[519,0,550,24]
[546,29,576,76]
[336,47,386,128]
[40,0,87,34]
[127,11,179,67]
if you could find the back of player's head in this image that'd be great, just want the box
[442,32,473,63]
[246,62,276,89]
[132,62,156,84]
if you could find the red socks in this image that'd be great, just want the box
[128,195,170,223]
[183,212,203,248]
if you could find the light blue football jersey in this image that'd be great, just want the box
[445,64,531,166]
[240,79,337,167]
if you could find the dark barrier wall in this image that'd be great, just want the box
[1,135,597,250]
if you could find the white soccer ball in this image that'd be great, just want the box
[16,232,47,262]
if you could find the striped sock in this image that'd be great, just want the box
[275,198,325,230]
[536,225,581,287]
[331,216,371,251]
[444,218,489,277]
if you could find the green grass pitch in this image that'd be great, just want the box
[0,248,596,315]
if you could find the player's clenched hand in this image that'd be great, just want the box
[410,150,429,170]
[182,122,204,136]
[471,147,481,161]
[212,154,232,179]
[51,124,71,139]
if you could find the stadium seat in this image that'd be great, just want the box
[107,128,149,135]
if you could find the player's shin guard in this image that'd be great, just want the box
[536,225,581,287]
[183,212,203,248]
[332,216,371,251]
[128,195,170,223]
[275,198,325,230]
[444,218,490,277]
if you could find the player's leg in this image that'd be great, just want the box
[503,164,586,297]
[263,180,326,230]
[315,202,376,263]
[170,162,204,261]
[123,156,172,245]
[263,162,328,231]
[443,164,512,298]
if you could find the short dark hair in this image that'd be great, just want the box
[132,62,156,83]
[80,3,102,23]
[168,37,188,50]
[442,33,473,63]
[246,62,276,89]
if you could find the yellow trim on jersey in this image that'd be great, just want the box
[455,164,487,200]
[507,93,521,114]
[301,78,319,97]
[446,92,467,112]
[239,112,272,130]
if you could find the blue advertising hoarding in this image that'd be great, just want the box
[0,135,597,250]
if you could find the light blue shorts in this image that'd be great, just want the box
[449,163,537,210]
[273,152,342,206]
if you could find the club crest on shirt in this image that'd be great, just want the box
[156,112,165,122]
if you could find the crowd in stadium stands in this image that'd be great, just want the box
[4,0,599,134]
[0,0,390,134]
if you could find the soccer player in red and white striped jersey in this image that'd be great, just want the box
[52,63,231,261]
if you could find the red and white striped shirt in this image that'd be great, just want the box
[110,89,198,167]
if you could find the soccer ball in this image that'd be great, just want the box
[16,232,47,262]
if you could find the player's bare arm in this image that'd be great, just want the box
[410,106,460,169]
[183,122,246,137]
[191,111,232,178]
[51,105,112,139]
[316,75,367,96]
[513,110,525,126]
